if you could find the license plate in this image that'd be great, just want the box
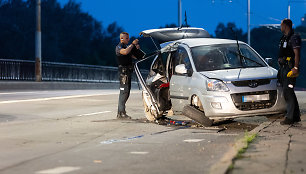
[242,94,269,102]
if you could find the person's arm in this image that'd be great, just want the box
[291,47,300,74]
[119,39,139,55]
[119,44,135,55]
[291,34,301,75]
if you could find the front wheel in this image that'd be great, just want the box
[182,105,213,127]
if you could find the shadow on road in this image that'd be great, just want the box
[91,116,259,133]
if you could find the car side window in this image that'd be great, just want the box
[173,46,191,75]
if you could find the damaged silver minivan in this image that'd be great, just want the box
[135,27,286,126]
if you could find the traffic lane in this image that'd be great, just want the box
[0,88,267,133]
[0,90,142,122]
[0,88,276,130]
[0,117,238,174]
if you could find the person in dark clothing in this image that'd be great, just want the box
[115,32,140,119]
[278,18,302,125]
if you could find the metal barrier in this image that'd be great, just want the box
[0,59,147,82]
[0,59,35,81]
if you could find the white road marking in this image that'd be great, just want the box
[93,160,102,163]
[184,139,205,143]
[100,135,144,144]
[77,111,111,117]
[0,91,140,104]
[130,151,149,155]
[0,91,37,95]
[0,93,116,104]
[36,166,81,174]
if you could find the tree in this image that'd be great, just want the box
[41,0,63,62]
[160,23,178,28]
[214,22,246,42]
[59,0,102,64]
[250,26,282,68]
[0,0,123,66]
[0,0,35,60]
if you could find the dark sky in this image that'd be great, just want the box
[59,0,306,37]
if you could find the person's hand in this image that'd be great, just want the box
[136,44,140,49]
[132,39,139,45]
[287,67,299,78]
[291,67,299,75]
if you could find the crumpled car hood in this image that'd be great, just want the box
[199,67,277,81]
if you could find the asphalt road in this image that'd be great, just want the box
[0,89,286,174]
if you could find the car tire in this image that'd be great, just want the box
[182,105,213,127]
[142,91,161,121]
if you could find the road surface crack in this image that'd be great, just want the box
[283,134,292,174]
[258,119,277,133]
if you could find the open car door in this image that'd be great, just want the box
[134,53,170,121]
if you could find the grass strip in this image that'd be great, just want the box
[226,132,257,173]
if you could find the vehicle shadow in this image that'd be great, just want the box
[91,116,258,132]
[213,119,258,132]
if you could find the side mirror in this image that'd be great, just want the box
[175,64,193,76]
[175,64,187,74]
[265,58,273,66]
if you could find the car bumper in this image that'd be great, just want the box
[200,88,286,119]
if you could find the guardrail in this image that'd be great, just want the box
[0,59,147,82]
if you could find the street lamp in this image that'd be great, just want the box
[288,0,306,19]
[210,0,251,45]
[178,0,182,27]
[35,0,42,82]
[247,0,250,45]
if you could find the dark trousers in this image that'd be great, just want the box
[279,66,301,120]
[117,66,132,114]
[283,87,300,120]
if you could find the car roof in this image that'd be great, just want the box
[140,27,210,44]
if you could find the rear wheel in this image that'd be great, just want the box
[142,91,162,121]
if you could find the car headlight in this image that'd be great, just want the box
[206,79,229,92]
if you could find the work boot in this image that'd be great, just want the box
[280,117,294,125]
[293,117,301,123]
[117,112,131,119]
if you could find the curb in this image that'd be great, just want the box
[209,120,274,174]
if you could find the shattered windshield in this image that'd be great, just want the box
[191,44,266,72]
